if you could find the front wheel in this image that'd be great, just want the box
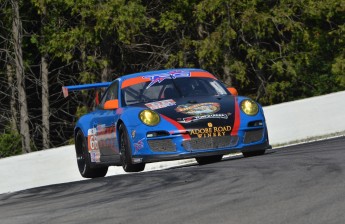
[75,130,108,178]
[196,155,223,165]
[119,124,145,172]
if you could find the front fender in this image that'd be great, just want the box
[74,113,96,138]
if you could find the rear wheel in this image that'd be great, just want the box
[75,130,108,178]
[196,155,223,165]
[242,150,266,158]
[119,124,145,172]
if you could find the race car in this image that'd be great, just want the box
[62,68,271,178]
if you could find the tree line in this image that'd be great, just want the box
[0,0,344,156]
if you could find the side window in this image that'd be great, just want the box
[100,81,119,108]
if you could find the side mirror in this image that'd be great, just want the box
[227,87,238,96]
[104,99,119,110]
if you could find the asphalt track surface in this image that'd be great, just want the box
[1,137,345,224]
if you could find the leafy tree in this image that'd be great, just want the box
[0,0,344,155]
[0,127,22,158]
[154,0,345,104]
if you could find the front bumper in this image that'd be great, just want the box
[133,140,271,163]
[129,122,271,164]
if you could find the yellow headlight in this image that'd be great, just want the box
[240,99,259,116]
[139,110,160,126]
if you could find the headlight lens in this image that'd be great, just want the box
[139,110,160,126]
[240,99,259,116]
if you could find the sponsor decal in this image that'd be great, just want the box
[95,124,116,140]
[144,70,190,89]
[88,128,99,151]
[134,138,145,152]
[87,124,117,160]
[145,99,176,110]
[189,122,232,138]
[175,102,220,116]
[87,128,101,162]
[178,113,230,123]
[90,150,101,163]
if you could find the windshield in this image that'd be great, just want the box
[121,77,228,106]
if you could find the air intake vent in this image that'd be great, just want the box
[244,129,264,144]
[182,135,239,151]
[148,139,176,152]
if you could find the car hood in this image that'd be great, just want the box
[142,95,237,138]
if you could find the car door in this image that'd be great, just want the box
[91,81,120,158]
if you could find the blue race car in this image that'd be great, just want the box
[63,68,271,178]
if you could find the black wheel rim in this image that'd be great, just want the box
[120,131,128,170]
[76,133,87,172]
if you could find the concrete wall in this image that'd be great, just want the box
[1,91,345,194]
[264,90,345,145]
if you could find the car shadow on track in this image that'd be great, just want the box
[159,149,277,172]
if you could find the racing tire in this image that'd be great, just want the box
[242,150,266,158]
[75,130,108,178]
[195,155,223,165]
[119,124,145,172]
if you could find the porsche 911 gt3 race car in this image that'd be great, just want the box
[62,68,271,178]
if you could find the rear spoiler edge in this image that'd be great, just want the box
[62,82,112,98]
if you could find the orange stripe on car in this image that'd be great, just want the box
[161,114,191,140]
[231,97,241,136]
[122,77,151,89]
[190,71,217,79]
